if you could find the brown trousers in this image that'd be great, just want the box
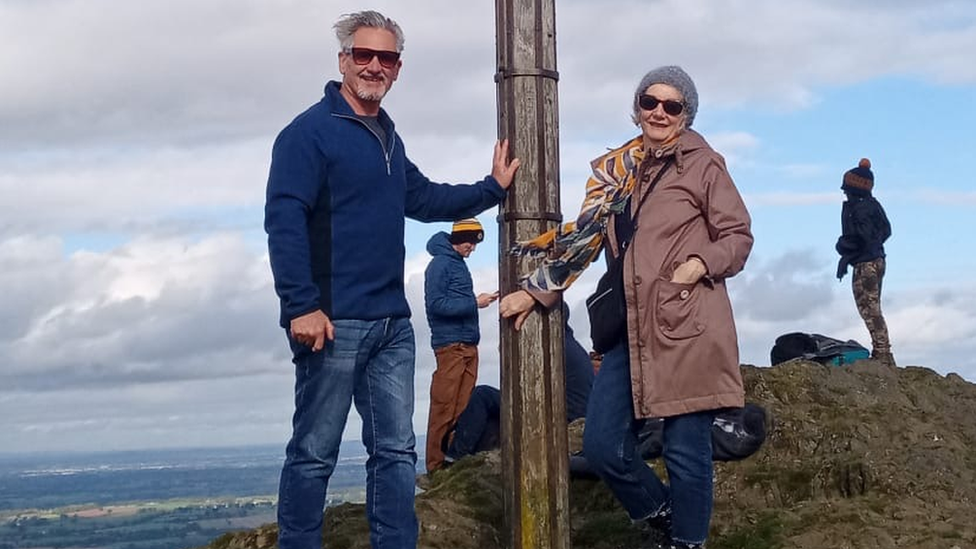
[853,257,891,356]
[425,342,478,472]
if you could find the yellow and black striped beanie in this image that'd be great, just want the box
[449,218,484,245]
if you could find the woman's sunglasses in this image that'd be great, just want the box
[345,47,401,69]
[638,94,684,116]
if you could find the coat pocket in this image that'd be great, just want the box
[656,280,705,340]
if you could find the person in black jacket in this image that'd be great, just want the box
[441,304,594,463]
[836,158,894,366]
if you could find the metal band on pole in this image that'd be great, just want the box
[494,68,560,82]
[498,212,563,223]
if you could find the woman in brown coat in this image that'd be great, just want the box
[500,66,752,549]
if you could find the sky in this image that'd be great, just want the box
[2,0,975,454]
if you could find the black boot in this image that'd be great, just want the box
[642,512,671,535]
[637,507,672,545]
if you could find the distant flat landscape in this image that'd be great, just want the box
[0,441,422,549]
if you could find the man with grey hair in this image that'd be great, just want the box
[265,10,520,549]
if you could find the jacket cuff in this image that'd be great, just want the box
[286,305,323,325]
[524,286,561,310]
[484,175,507,199]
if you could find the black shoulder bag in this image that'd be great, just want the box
[585,158,672,354]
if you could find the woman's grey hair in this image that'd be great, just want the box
[631,65,698,128]
[334,10,405,52]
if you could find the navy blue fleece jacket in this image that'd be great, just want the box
[424,232,480,348]
[265,81,506,326]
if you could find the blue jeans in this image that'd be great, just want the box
[277,317,418,549]
[582,342,715,545]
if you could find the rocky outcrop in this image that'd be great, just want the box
[199,360,976,549]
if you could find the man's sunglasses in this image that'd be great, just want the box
[638,94,684,116]
[345,47,400,69]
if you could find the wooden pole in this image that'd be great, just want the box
[495,0,569,548]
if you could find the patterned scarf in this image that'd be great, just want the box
[510,135,647,292]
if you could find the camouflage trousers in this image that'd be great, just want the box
[852,257,891,356]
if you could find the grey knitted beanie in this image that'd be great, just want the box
[632,65,698,128]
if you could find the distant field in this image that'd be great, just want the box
[195,512,278,530]
[0,496,280,549]
[2,495,280,521]
[0,491,369,549]
[0,443,388,549]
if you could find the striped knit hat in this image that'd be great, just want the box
[842,158,874,193]
[449,218,484,245]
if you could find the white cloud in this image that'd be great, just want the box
[706,131,760,167]
[4,0,974,152]
[3,232,976,452]
[554,0,976,116]
[0,0,332,150]
[0,375,294,453]
[0,140,270,237]
[0,233,283,390]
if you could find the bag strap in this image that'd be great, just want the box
[619,157,673,253]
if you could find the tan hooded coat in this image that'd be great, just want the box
[609,129,753,418]
[532,129,752,418]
